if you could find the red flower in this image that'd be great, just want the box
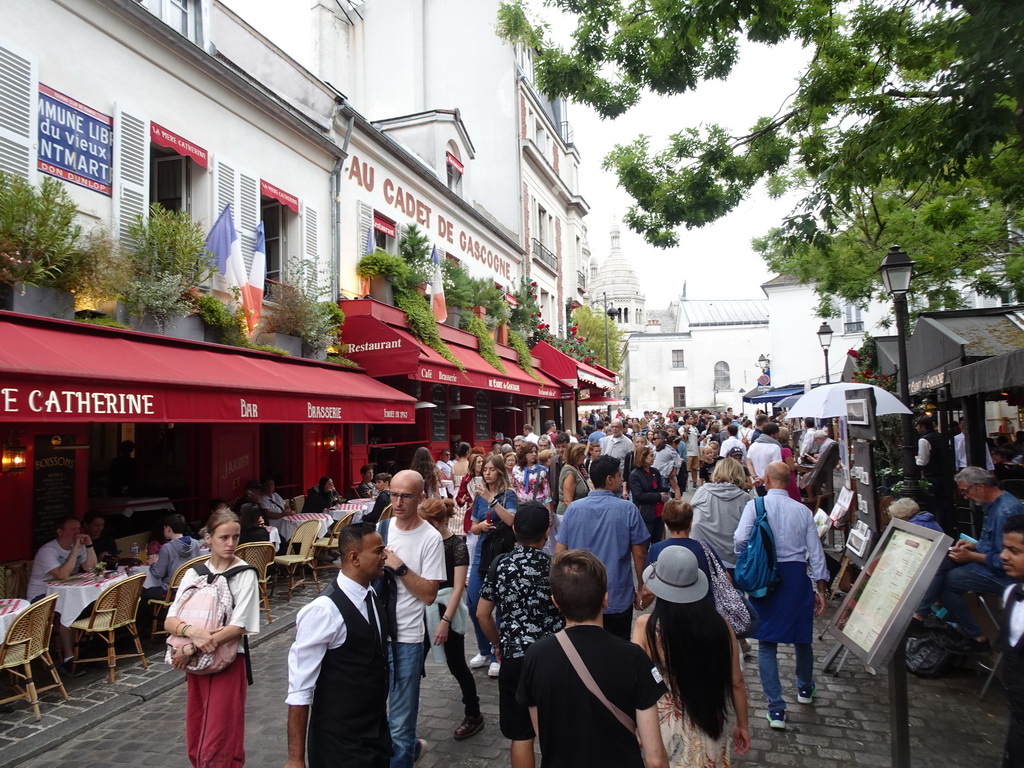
[847,349,860,359]
[530,281,537,287]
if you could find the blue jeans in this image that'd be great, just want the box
[757,641,813,713]
[466,566,495,660]
[918,560,1012,638]
[388,641,424,768]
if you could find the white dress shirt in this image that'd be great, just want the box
[1005,583,1024,647]
[719,436,746,460]
[734,489,829,581]
[285,572,381,706]
[915,436,931,467]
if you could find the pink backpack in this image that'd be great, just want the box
[165,564,254,674]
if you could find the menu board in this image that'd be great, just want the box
[32,434,77,550]
[430,385,448,443]
[475,391,490,441]
[828,519,951,668]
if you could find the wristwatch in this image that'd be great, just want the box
[395,564,409,577]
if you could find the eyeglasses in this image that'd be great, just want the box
[386,491,419,502]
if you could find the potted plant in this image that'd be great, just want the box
[196,293,248,345]
[72,226,129,323]
[258,258,343,359]
[0,172,81,319]
[355,249,408,305]
[441,258,474,328]
[122,205,214,337]
[398,224,434,291]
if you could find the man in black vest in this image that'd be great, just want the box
[285,522,390,768]
[915,416,953,531]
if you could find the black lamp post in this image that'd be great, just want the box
[602,292,616,369]
[816,322,833,384]
[878,245,922,501]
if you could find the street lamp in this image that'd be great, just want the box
[602,292,616,369]
[757,354,770,372]
[879,244,922,502]
[816,322,833,384]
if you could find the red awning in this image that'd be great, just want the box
[150,122,209,169]
[0,313,416,424]
[341,314,566,399]
[532,340,617,390]
[260,179,299,213]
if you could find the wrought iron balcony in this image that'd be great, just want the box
[844,321,865,334]
[577,270,586,291]
[531,238,558,273]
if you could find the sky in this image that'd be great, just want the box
[222,0,811,310]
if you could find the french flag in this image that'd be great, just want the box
[242,222,266,333]
[207,204,245,297]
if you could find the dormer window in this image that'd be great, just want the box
[446,144,463,196]
[139,0,204,45]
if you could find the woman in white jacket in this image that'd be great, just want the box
[689,458,751,572]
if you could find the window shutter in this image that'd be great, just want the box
[239,171,259,272]
[302,202,319,290]
[0,44,36,181]
[357,200,373,256]
[113,106,149,244]
[210,158,238,292]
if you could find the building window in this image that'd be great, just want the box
[714,361,731,390]
[373,212,398,254]
[261,199,286,292]
[151,150,190,212]
[445,146,463,196]
[671,350,685,368]
[844,303,864,334]
[142,0,203,44]
[673,387,686,408]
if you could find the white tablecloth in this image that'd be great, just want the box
[134,565,166,591]
[331,500,375,523]
[279,513,332,541]
[45,572,129,627]
[0,598,29,638]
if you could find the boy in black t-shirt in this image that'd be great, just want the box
[517,550,668,768]
[1000,514,1024,768]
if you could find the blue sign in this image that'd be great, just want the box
[37,84,113,196]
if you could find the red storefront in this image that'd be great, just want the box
[0,311,415,559]
[338,299,570,478]
[531,340,619,427]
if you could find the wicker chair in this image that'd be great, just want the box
[378,503,394,522]
[235,543,275,624]
[148,554,211,638]
[113,532,151,560]
[273,520,321,600]
[311,512,355,585]
[290,495,306,514]
[70,573,147,683]
[0,594,67,721]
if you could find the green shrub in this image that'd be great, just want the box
[0,172,81,288]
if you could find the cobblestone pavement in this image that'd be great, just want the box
[3,597,1009,768]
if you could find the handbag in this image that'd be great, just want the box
[698,540,757,637]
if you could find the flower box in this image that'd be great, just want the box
[0,283,75,320]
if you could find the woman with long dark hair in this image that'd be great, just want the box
[634,546,750,767]
[411,445,444,499]
[304,476,340,516]
[466,454,517,677]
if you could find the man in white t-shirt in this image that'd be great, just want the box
[747,422,784,497]
[27,516,98,676]
[719,424,747,460]
[435,448,454,481]
[378,470,445,767]
[522,425,540,445]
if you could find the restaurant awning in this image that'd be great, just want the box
[951,347,1024,398]
[0,312,416,423]
[340,311,567,399]
[531,340,617,389]
[744,385,805,404]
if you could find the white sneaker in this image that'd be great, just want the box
[488,661,501,678]
[469,653,489,669]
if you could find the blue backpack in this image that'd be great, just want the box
[734,496,781,599]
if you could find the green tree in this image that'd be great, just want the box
[498,0,1024,304]
[572,304,623,373]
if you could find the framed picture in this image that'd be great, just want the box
[846,398,869,425]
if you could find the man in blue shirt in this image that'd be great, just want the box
[910,466,1024,654]
[555,456,650,640]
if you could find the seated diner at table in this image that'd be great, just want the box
[82,510,119,562]
[356,463,376,498]
[27,515,98,677]
[143,513,202,603]
[304,476,341,516]
[258,476,289,529]
[238,503,272,546]
[362,472,392,524]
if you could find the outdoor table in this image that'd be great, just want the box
[331,500,374,523]
[279,513,332,541]
[133,565,167,591]
[262,526,282,548]
[45,571,128,627]
[0,598,29,637]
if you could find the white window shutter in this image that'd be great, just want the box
[0,44,36,182]
[210,158,238,293]
[239,171,259,273]
[113,105,149,243]
[357,200,373,256]
[302,202,319,290]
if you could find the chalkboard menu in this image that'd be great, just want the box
[475,391,490,440]
[32,434,77,550]
[431,385,448,443]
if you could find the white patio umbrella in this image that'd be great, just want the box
[784,382,912,420]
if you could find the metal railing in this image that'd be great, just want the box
[577,270,586,291]
[844,321,865,334]
[531,238,558,273]
[561,120,574,146]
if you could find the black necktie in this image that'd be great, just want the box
[365,591,381,646]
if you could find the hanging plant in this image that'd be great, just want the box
[508,328,541,381]
[464,311,506,373]
[395,287,464,371]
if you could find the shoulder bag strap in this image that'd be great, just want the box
[555,630,637,735]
